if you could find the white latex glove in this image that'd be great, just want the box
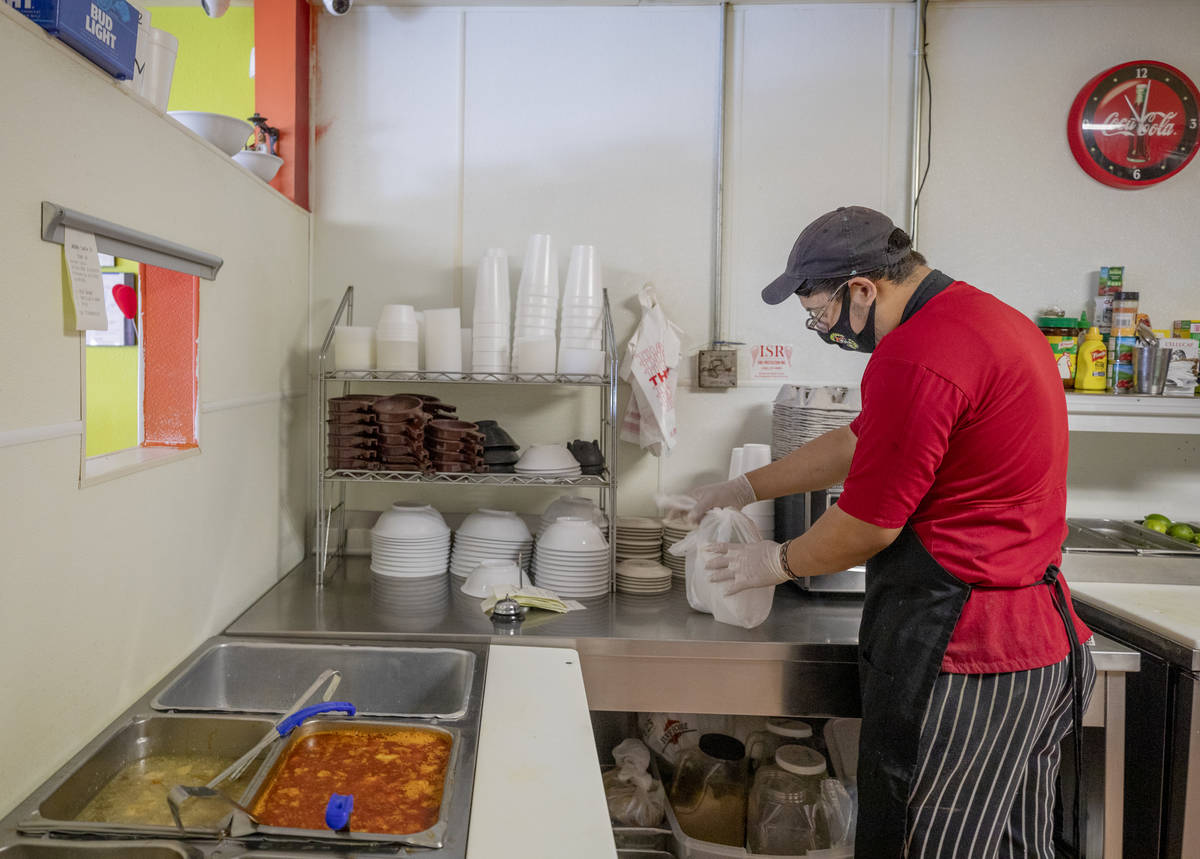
[706,540,790,595]
[669,474,757,525]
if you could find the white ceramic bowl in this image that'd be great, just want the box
[233,149,284,182]
[457,508,532,543]
[461,560,524,597]
[539,516,609,551]
[516,444,577,472]
[372,503,449,540]
[168,111,254,156]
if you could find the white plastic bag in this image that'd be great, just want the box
[603,738,667,827]
[619,283,683,455]
[666,505,772,629]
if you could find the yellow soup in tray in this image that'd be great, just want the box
[250,727,452,835]
[76,753,256,827]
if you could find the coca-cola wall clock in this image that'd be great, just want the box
[1067,60,1199,189]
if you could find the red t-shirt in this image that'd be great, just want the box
[837,281,1092,674]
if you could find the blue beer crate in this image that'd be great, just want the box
[7,0,137,79]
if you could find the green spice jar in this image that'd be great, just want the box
[1038,316,1084,389]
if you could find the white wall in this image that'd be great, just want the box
[0,7,310,816]
[313,0,1200,522]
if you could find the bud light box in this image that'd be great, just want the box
[7,0,137,80]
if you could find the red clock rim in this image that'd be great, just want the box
[1067,59,1200,189]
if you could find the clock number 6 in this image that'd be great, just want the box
[1136,67,1149,79]
[1132,168,1142,180]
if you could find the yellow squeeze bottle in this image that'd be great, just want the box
[1074,326,1108,392]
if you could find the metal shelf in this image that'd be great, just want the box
[1066,392,1200,435]
[314,284,620,587]
[324,469,610,487]
[322,370,611,386]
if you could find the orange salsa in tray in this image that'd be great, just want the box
[249,725,452,835]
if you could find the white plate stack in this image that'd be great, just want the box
[515,443,581,478]
[616,559,672,594]
[512,234,559,376]
[661,520,694,583]
[615,516,664,562]
[370,503,451,579]
[450,508,534,580]
[532,516,611,598]
[771,384,861,458]
[537,495,608,537]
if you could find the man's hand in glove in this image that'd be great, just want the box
[706,540,792,595]
[666,474,757,525]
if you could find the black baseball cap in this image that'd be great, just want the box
[761,206,913,305]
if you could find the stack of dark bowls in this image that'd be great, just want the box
[411,394,458,421]
[327,395,381,471]
[568,438,605,476]
[372,395,433,473]
[426,419,486,473]
[477,420,520,473]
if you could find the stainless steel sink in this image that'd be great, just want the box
[151,641,476,719]
[0,841,200,857]
[19,715,274,839]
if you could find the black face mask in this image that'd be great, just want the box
[818,292,877,353]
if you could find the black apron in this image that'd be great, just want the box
[853,525,1086,858]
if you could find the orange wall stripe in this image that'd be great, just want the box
[140,264,199,448]
[254,0,311,210]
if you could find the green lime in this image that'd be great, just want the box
[1144,513,1172,528]
[1143,519,1170,534]
[1167,523,1196,542]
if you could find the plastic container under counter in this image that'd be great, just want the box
[652,756,852,859]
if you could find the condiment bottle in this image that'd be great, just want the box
[1038,315,1084,389]
[1074,326,1108,392]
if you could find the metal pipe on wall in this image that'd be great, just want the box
[710,2,729,343]
[909,0,926,247]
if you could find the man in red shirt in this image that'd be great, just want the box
[680,207,1094,857]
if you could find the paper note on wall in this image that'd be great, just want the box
[64,228,110,331]
[751,344,793,379]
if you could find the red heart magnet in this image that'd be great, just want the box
[113,284,138,320]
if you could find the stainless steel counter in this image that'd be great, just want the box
[230,555,1138,858]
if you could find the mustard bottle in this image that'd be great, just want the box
[1074,326,1108,392]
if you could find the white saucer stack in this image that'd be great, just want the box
[615,517,664,562]
[616,559,671,594]
[661,520,693,583]
[771,384,861,458]
[532,516,611,598]
[450,508,534,580]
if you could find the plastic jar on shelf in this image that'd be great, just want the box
[1038,316,1084,389]
[746,718,817,773]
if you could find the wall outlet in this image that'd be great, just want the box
[698,349,738,388]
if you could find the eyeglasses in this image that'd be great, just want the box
[802,281,849,332]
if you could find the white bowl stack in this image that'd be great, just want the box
[515,443,581,478]
[472,250,511,374]
[661,520,694,583]
[557,244,605,376]
[450,508,534,580]
[532,516,611,598]
[537,495,608,536]
[615,516,664,562]
[376,304,420,372]
[371,574,449,617]
[512,234,559,376]
[616,559,672,595]
[370,503,451,577]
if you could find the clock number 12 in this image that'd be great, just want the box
[1135,67,1149,79]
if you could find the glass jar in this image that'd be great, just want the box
[1038,316,1084,389]
[775,744,828,801]
[668,733,747,847]
[746,718,815,772]
[747,765,817,855]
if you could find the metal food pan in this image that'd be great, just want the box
[1062,522,1132,554]
[1070,518,1200,555]
[237,718,459,850]
[0,842,202,858]
[152,642,476,720]
[17,714,274,840]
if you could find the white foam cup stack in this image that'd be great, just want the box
[423,308,463,375]
[473,250,511,373]
[333,325,376,370]
[376,304,419,371]
[512,234,558,368]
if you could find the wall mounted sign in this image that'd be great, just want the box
[1067,60,1199,189]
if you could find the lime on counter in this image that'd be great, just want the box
[1143,518,1170,533]
[1166,523,1196,542]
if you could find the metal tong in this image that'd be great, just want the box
[167,668,356,831]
